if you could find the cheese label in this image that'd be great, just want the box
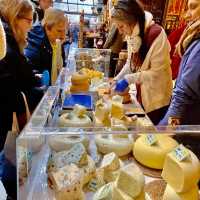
[145,134,157,146]
[172,144,190,162]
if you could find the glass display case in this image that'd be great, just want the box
[17,126,200,200]
[73,48,111,77]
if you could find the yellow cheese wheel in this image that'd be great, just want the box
[71,71,89,85]
[161,148,200,193]
[163,184,199,200]
[133,135,178,169]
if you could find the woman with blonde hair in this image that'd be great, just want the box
[0,1,42,197]
[111,0,172,124]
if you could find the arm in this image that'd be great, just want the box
[0,19,6,60]
[162,42,200,122]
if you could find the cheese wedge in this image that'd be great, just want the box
[116,163,145,198]
[101,152,120,171]
[133,135,178,169]
[93,182,113,200]
[163,184,199,200]
[111,101,124,119]
[161,148,200,193]
[112,186,133,200]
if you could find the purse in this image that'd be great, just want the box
[4,92,30,166]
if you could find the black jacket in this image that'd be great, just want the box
[24,23,66,78]
[0,20,38,113]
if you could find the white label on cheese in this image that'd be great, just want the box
[145,134,157,146]
[172,144,190,162]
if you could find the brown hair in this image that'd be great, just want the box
[0,0,34,52]
[111,0,147,60]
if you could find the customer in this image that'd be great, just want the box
[34,0,53,22]
[25,8,68,84]
[0,19,6,60]
[159,0,200,125]
[0,0,41,198]
[111,0,172,125]
[103,23,124,77]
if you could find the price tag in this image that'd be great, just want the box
[172,144,190,162]
[146,134,157,146]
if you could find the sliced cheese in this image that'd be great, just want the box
[49,164,84,200]
[161,148,200,193]
[163,184,199,200]
[93,182,113,200]
[53,143,88,168]
[101,152,120,171]
[116,163,145,198]
[133,135,178,169]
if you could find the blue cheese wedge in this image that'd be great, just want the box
[53,143,88,168]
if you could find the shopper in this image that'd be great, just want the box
[25,8,68,84]
[111,0,173,125]
[33,0,53,22]
[0,0,42,198]
[0,19,6,60]
[103,23,124,77]
[159,0,200,125]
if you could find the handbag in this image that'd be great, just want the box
[3,92,30,166]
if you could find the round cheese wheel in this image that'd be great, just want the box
[133,135,178,169]
[48,135,89,152]
[161,148,200,193]
[71,71,89,85]
[95,134,134,157]
[70,83,89,93]
[163,184,199,200]
[59,112,92,127]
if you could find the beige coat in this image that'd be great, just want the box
[115,12,173,113]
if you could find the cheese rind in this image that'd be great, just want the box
[163,184,199,200]
[133,135,178,169]
[161,148,200,193]
[100,152,120,171]
[116,163,145,198]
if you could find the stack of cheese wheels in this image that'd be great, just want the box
[93,163,146,200]
[70,71,89,93]
[161,145,200,200]
[133,134,178,169]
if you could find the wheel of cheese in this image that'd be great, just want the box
[95,134,134,157]
[163,184,199,200]
[71,71,89,85]
[48,135,89,152]
[70,83,89,93]
[133,135,178,169]
[59,112,92,127]
[161,148,200,193]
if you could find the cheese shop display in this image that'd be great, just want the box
[161,145,200,193]
[17,48,200,200]
[133,135,178,169]
[59,104,92,127]
[163,184,199,200]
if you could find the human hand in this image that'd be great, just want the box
[168,116,181,127]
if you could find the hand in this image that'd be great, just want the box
[168,117,181,127]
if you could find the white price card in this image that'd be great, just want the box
[146,134,157,146]
[172,144,190,162]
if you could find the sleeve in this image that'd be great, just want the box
[0,19,6,60]
[161,43,200,122]
[123,29,171,85]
